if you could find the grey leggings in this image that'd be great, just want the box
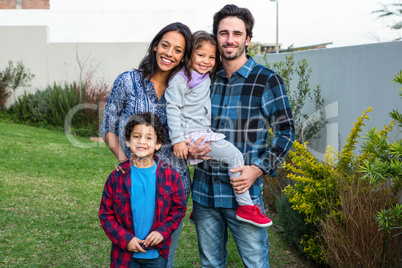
[207,139,253,206]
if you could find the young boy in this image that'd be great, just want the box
[99,112,187,268]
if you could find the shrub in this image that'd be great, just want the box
[283,108,371,263]
[27,89,51,122]
[10,82,84,128]
[359,70,402,235]
[276,194,316,256]
[262,168,290,213]
[8,76,111,137]
[0,73,12,110]
[262,53,327,213]
[46,82,82,127]
[283,104,400,266]
[319,176,399,267]
[80,71,110,132]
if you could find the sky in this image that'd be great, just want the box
[0,0,400,49]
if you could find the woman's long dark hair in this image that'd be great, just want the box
[138,22,192,82]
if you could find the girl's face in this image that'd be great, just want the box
[153,31,186,74]
[191,41,216,75]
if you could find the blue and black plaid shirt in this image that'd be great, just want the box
[192,57,295,208]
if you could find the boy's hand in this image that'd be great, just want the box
[143,231,164,247]
[174,142,188,159]
[127,237,146,253]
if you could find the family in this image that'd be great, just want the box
[99,4,295,268]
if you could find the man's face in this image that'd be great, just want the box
[216,17,250,61]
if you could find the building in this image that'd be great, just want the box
[0,0,49,9]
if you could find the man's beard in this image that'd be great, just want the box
[220,42,247,61]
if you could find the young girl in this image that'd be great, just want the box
[165,31,272,227]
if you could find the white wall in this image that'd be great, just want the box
[0,26,148,107]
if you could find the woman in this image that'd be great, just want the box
[100,22,192,268]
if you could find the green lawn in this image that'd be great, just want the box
[0,120,310,267]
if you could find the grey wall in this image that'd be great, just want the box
[1,26,401,155]
[256,41,402,158]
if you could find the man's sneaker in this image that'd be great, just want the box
[189,211,195,224]
[236,204,273,227]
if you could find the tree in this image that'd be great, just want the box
[263,53,327,143]
[359,70,402,235]
[373,2,402,40]
[2,61,35,103]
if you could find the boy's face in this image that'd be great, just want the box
[125,124,162,162]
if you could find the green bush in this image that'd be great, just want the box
[359,70,402,235]
[262,53,327,214]
[12,92,31,122]
[318,174,399,267]
[9,82,96,134]
[27,89,51,122]
[0,73,12,110]
[1,56,111,137]
[46,82,81,126]
[283,103,400,265]
[276,194,316,256]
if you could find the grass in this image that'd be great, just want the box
[0,120,311,267]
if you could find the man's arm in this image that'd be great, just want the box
[230,72,295,193]
[229,165,263,193]
[254,72,295,175]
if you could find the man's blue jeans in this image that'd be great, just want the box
[193,197,270,268]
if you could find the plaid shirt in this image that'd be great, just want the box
[99,156,187,267]
[192,56,295,208]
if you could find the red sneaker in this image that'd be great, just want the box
[189,211,195,224]
[236,204,273,227]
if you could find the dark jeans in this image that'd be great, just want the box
[130,255,167,268]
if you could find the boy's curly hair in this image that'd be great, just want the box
[124,113,166,152]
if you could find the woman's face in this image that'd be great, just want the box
[153,31,186,74]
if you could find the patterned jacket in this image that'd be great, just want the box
[99,156,187,267]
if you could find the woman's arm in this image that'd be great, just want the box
[100,72,130,162]
[105,132,129,163]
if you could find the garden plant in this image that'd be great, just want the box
[281,71,402,266]
[260,53,327,213]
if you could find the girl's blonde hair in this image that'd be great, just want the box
[189,31,220,75]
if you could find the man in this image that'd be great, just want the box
[189,4,295,268]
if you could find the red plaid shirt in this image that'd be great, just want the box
[99,156,187,267]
